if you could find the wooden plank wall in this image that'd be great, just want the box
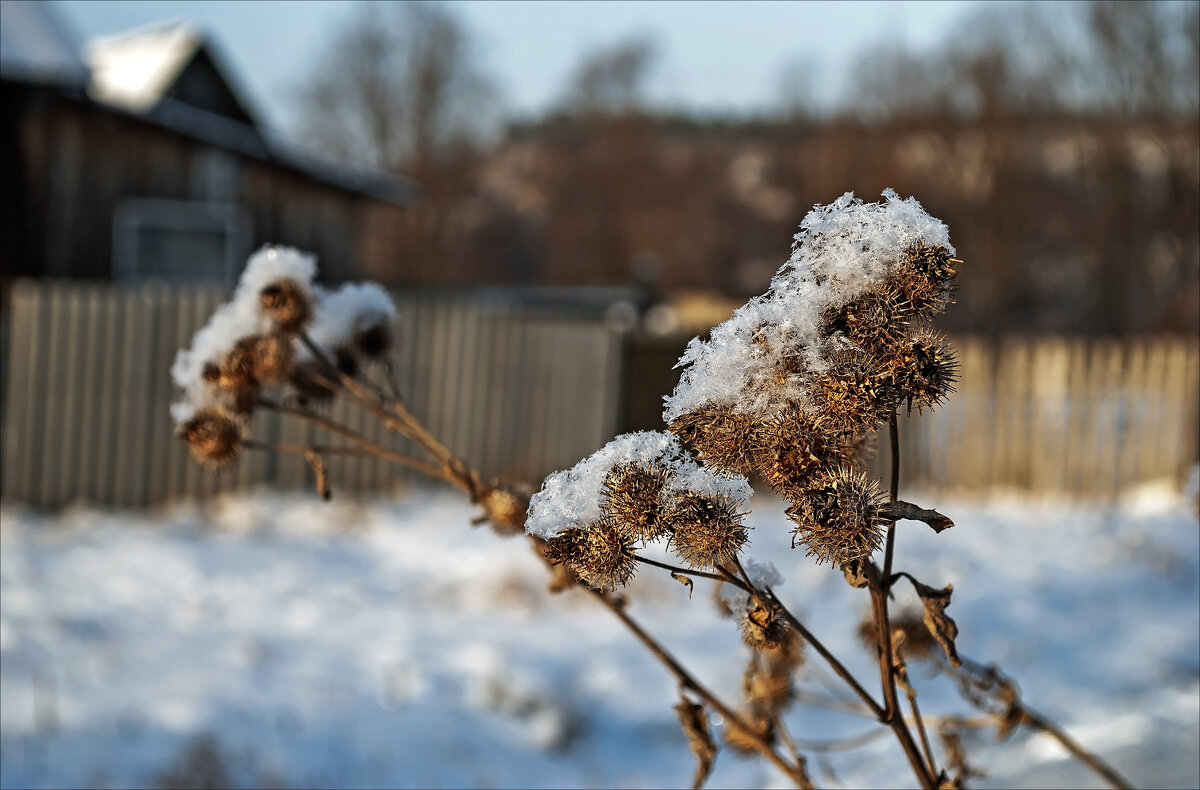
[0,281,625,509]
[1,282,1197,509]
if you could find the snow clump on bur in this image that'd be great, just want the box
[663,189,955,422]
[170,246,317,425]
[298,282,397,365]
[525,431,751,540]
[169,246,398,467]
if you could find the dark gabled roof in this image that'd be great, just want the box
[0,7,417,207]
[0,0,89,89]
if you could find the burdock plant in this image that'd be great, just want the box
[172,192,1132,790]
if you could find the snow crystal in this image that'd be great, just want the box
[742,558,783,589]
[525,431,751,539]
[663,190,954,422]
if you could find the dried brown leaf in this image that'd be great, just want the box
[671,571,695,599]
[675,696,717,790]
[914,580,963,667]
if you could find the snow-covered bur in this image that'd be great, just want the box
[663,190,961,571]
[170,246,319,466]
[527,431,752,590]
[291,282,397,402]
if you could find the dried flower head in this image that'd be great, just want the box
[668,407,764,477]
[787,467,887,567]
[740,602,788,651]
[600,462,670,542]
[810,347,895,433]
[757,406,832,497]
[896,242,958,317]
[259,278,312,333]
[667,493,748,569]
[475,482,532,535]
[857,608,938,663]
[179,408,242,467]
[248,333,295,384]
[542,523,637,591]
[822,283,914,352]
[885,329,959,413]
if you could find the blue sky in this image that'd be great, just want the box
[52,0,980,138]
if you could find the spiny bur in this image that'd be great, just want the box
[757,406,832,498]
[787,467,887,568]
[667,493,748,569]
[601,462,670,543]
[259,279,312,333]
[668,408,764,478]
[811,347,895,434]
[885,329,959,414]
[180,407,242,467]
[543,523,637,591]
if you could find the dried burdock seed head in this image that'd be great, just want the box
[758,405,831,497]
[903,242,958,285]
[542,523,637,591]
[740,602,788,651]
[475,482,532,536]
[249,333,295,385]
[886,329,959,413]
[668,407,764,477]
[667,493,748,569]
[600,462,670,543]
[259,278,312,333]
[896,243,959,318]
[822,283,914,352]
[811,347,895,433]
[787,466,888,568]
[354,322,392,359]
[179,408,242,467]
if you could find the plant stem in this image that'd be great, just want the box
[635,555,734,586]
[1018,706,1133,790]
[587,587,815,789]
[866,409,937,789]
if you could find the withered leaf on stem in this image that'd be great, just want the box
[675,696,717,790]
[671,571,695,598]
[913,580,963,667]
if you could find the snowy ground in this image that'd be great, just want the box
[1,482,1197,790]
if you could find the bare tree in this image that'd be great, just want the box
[294,0,500,175]
[561,35,657,116]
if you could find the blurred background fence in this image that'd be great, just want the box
[2,279,1196,509]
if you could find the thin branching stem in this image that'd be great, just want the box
[866,409,938,789]
[257,400,453,483]
[586,587,815,789]
[635,555,735,586]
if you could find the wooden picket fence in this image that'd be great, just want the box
[890,336,1199,497]
[0,281,625,509]
[1,281,1197,509]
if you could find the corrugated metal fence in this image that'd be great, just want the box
[1,281,624,508]
[1,281,1197,509]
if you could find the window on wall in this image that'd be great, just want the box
[113,199,250,283]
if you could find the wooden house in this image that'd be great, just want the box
[0,2,416,296]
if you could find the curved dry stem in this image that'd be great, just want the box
[586,586,815,789]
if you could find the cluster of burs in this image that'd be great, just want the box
[170,247,396,467]
[527,190,960,588]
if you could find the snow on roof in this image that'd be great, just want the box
[0,0,89,87]
[84,18,201,112]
